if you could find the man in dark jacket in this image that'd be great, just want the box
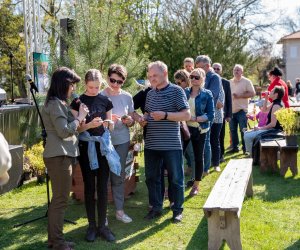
[212,63,232,162]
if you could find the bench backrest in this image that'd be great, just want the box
[203,159,253,217]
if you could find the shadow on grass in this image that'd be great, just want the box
[252,165,300,202]
[285,239,300,250]
[186,215,208,250]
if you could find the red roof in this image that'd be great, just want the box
[277,30,300,44]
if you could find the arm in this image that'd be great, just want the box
[150,109,191,122]
[216,86,225,109]
[224,81,232,119]
[256,105,281,130]
[207,74,222,105]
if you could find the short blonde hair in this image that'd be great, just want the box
[191,68,206,79]
[174,69,190,87]
[183,57,194,64]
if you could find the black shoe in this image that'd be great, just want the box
[172,213,183,223]
[227,148,239,154]
[220,156,225,163]
[85,225,97,242]
[98,226,116,242]
[186,179,194,188]
[144,210,162,220]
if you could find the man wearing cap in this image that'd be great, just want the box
[229,64,255,154]
[0,133,11,186]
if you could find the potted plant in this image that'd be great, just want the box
[24,142,46,183]
[274,108,300,146]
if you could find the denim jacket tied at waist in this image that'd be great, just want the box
[78,130,121,176]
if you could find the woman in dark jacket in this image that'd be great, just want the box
[184,68,215,196]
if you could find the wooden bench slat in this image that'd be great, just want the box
[221,159,253,216]
[203,159,253,213]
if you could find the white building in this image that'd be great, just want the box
[278,30,300,87]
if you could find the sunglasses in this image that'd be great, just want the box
[189,75,200,80]
[213,68,220,71]
[109,77,124,85]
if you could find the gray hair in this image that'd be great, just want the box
[212,62,222,71]
[195,55,212,66]
[234,64,244,72]
[148,61,168,73]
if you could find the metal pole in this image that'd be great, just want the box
[9,53,14,103]
[23,0,30,74]
[32,0,38,52]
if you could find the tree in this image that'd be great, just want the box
[0,0,27,98]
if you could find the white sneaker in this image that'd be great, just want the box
[116,213,132,223]
[214,166,221,172]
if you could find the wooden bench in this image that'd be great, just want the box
[260,140,279,173]
[276,139,298,176]
[260,139,298,176]
[203,159,253,250]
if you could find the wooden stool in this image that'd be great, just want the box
[276,140,299,176]
[260,140,279,173]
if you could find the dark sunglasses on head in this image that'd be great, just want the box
[109,77,124,85]
[213,68,221,71]
[189,75,200,80]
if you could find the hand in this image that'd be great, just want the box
[232,93,239,99]
[89,117,103,129]
[78,103,89,120]
[112,114,121,123]
[216,100,223,109]
[196,116,206,123]
[225,117,231,122]
[150,111,165,121]
[138,115,148,127]
[122,116,134,126]
[254,126,260,131]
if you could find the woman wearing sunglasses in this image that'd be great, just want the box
[184,68,215,196]
[101,64,134,223]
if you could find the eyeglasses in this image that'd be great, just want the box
[189,75,200,80]
[213,68,220,71]
[109,77,124,85]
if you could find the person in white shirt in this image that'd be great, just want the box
[0,132,11,186]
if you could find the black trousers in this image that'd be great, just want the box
[78,140,110,228]
[220,119,226,158]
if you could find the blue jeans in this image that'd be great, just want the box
[204,129,211,172]
[145,149,184,215]
[229,110,247,151]
[244,129,266,156]
[184,141,195,179]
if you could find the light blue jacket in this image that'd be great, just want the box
[78,130,121,176]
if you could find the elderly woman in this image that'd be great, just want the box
[101,64,134,224]
[185,68,214,196]
[244,86,284,156]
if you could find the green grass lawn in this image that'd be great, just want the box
[0,124,300,250]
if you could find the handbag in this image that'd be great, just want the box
[180,121,190,141]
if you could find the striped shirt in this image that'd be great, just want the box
[144,83,189,150]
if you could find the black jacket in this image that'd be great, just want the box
[221,78,232,119]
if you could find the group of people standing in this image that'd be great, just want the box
[41,55,288,249]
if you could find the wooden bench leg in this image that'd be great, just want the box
[260,148,278,173]
[207,211,242,250]
[246,171,253,197]
[280,149,298,176]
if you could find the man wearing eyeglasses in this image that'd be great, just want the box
[212,63,232,163]
[195,55,224,174]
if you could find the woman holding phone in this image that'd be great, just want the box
[101,64,134,224]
